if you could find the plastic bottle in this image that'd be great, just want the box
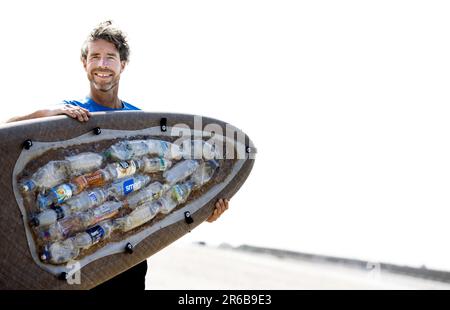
[190,159,220,189]
[157,181,194,214]
[182,140,217,160]
[71,159,140,194]
[115,201,161,232]
[141,157,172,173]
[163,160,200,185]
[65,152,104,175]
[107,174,151,198]
[37,183,77,210]
[65,188,109,213]
[104,140,150,161]
[20,161,68,193]
[123,181,167,210]
[20,152,104,193]
[40,220,114,264]
[105,139,183,161]
[30,188,109,228]
[40,201,123,241]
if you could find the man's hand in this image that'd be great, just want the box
[207,198,229,223]
[55,104,91,122]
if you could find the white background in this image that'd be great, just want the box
[2,0,450,271]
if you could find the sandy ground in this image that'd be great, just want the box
[145,243,450,290]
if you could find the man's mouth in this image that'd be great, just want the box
[94,72,113,79]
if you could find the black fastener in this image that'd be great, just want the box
[22,139,33,150]
[93,127,102,135]
[160,118,167,132]
[184,211,194,224]
[125,242,134,254]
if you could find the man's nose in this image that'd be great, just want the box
[98,57,109,67]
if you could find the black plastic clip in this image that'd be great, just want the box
[184,211,194,224]
[160,118,167,132]
[22,139,33,150]
[93,127,102,135]
[125,242,134,254]
[58,272,68,281]
[246,146,257,154]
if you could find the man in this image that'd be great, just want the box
[7,21,229,289]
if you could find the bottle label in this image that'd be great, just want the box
[85,172,104,185]
[93,203,120,221]
[160,141,168,155]
[172,185,188,204]
[88,192,99,205]
[123,179,135,195]
[86,225,105,245]
[116,161,137,178]
[52,184,73,203]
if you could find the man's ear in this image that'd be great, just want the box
[120,61,126,73]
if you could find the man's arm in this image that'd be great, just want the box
[5,105,91,123]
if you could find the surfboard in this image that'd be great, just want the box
[0,111,256,289]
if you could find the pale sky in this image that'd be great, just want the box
[2,0,450,271]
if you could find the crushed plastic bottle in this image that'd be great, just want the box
[141,157,172,173]
[123,181,167,209]
[71,159,141,194]
[30,188,109,228]
[115,201,161,232]
[105,139,183,161]
[107,174,151,198]
[190,159,220,189]
[65,152,104,175]
[20,161,68,194]
[21,152,105,193]
[40,220,115,264]
[158,181,195,214]
[37,183,76,210]
[163,160,200,185]
[182,140,217,160]
[65,188,109,213]
[40,201,123,241]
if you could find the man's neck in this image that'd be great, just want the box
[89,87,123,109]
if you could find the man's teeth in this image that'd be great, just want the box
[95,73,111,77]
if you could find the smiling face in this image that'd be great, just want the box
[82,39,126,92]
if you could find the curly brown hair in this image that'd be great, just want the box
[81,20,130,63]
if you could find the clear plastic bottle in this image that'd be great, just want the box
[21,152,105,193]
[37,183,77,210]
[182,140,217,160]
[65,188,109,213]
[115,201,161,232]
[141,157,172,173]
[40,220,115,264]
[71,159,140,193]
[146,140,183,160]
[190,159,220,189]
[30,204,71,228]
[158,181,194,214]
[163,160,200,185]
[20,161,68,193]
[105,139,183,161]
[168,181,194,205]
[123,181,167,209]
[65,152,104,175]
[107,174,151,198]
[105,140,150,161]
[40,201,123,241]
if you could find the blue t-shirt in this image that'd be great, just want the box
[63,97,140,112]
